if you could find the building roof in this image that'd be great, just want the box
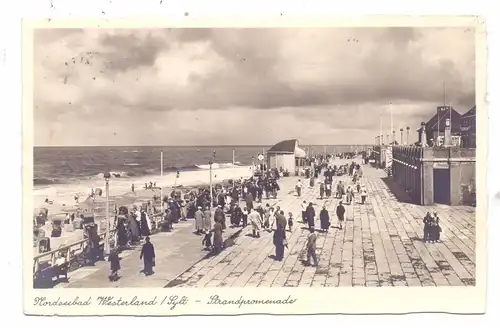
[417,106,463,133]
[461,105,476,119]
[268,139,307,157]
[268,139,297,153]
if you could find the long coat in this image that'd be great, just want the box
[319,209,330,230]
[140,212,151,236]
[140,241,155,273]
[305,205,316,226]
[194,209,204,231]
[127,214,140,242]
[211,222,223,248]
[108,251,121,271]
[203,209,212,230]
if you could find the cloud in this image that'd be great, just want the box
[33,27,475,146]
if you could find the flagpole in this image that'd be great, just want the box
[160,150,164,211]
[380,111,383,145]
[390,102,393,144]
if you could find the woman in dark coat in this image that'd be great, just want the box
[211,222,223,254]
[116,218,128,248]
[231,205,243,227]
[273,224,286,261]
[305,202,316,230]
[319,206,330,232]
[139,236,155,276]
[139,211,150,237]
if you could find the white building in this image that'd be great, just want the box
[266,139,307,176]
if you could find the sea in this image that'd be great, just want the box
[33,145,368,208]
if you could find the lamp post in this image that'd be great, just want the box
[392,130,396,144]
[209,159,213,210]
[400,128,404,145]
[406,126,410,145]
[103,171,111,256]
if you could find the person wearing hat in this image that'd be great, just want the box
[214,204,226,230]
[194,206,204,234]
[336,201,345,230]
[305,202,316,230]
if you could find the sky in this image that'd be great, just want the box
[33,27,475,146]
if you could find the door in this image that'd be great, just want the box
[433,168,450,204]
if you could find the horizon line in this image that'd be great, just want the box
[34,144,375,148]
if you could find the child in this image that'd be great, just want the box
[202,231,213,251]
[287,212,294,232]
[356,182,361,193]
[319,182,325,199]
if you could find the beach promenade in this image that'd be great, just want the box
[171,162,476,288]
[55,159,476,288]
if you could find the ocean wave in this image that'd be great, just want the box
[123,150,140,153]
[34,162,247,186]
[94,171,133,179]
[33,178,65,186]
[195,162,244,170]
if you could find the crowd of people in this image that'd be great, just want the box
[35,150,445,285]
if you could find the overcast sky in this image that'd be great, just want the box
[33,27,475,146]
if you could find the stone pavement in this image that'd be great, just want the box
[56,216,243,288]
[171,160,476,288]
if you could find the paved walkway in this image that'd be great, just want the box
[170,161,476,288]
[56,214,244,288]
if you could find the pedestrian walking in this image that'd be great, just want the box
[203,206,212,231]
[336,201,345,230]
[108,249,120,282]
[287,212,294,232]
[211,221,223,254]
[296,179,303,197]
[242,206,248,226]
[305,202,316,230]
[301,200,307,224]
[319,206,330,232]
[194,206,204,234]
[276,210,287,231]
[139,236,155,276]
[273,224,287,261]
[248,208,262,238]
[432,211,442,242]
[423,212,433,242]
[306,227,318,267]
[319,182,325,199]
[360,186,368,204]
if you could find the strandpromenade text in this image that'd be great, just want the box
[33,295,297,310]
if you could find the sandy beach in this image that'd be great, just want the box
[33,165,254,257]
